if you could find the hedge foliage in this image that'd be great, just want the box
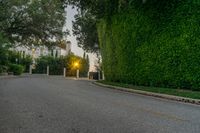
[98,0,200,90]
[33,54,89,77]
[7,51,32,72]
[8,64,24,75]
[33,56,65,75]
[0,38,31,74]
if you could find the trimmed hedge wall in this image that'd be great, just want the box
[32,55,89,77]
[98,1,200,90]
[33,56,65,75]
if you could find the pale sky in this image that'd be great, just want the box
[65,6,97,71]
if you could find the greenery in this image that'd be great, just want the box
[0,34,11,73]
[98,1,200,90]
[0,65,8,73]
[0,0,67,75]
[0,45,31,74]
[81,53,90,77]
[0,54,30,75]
[72,12,99,53]
[0,0,67,46]
[2,0,199,91]
[0,33,10,67]
[99,81,200,100]
[8,64,24,75]
[7,51,32,72]
[33,53,89,77]
[33,56,65,75]
[70,0,200,91]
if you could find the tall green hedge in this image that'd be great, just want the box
[98,1,200,90]
[33,56,65,75]
[33,55,89,77]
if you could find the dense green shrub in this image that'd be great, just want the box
[7,51,32,72]
[48,57,65,75]
[33,56,64,75]
[8,64,24,75]
[20,56,32,72]
[0,65,8,73]
[98,1,200,90]
[65,53,89,77]
[0,34,9,66]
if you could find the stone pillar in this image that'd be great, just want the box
[88,72,90,79]
[29,65,32,75]
[76,69,79,78]
[63,68,66,77]
[47,66,49,76]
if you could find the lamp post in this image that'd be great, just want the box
[74,62,79,78]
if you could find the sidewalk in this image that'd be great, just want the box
[93,82,200,105]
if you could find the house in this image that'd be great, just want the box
[14,41,72,61]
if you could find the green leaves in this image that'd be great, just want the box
[0,33,10,66]
[72,12,99,53]
[66,0,200,90]
[0,0,67,47]
[34,54,89,77]
[98,1,200,90]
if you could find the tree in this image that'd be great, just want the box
[94,55,102,72]
[66,0,118,18]
[72,12,99,53]
[65,53,81,76]
[65,0,122,53]
[64,53,89,77]
[79,52,89,76]
[66,0,109,53]
[0,0,68,47]
[86,54,90,72]
[0,33,10,66]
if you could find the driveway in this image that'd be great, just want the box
[0,75,199,133]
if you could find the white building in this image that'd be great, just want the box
[14,41,71,60]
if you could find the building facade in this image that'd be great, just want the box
[14,41,72,60]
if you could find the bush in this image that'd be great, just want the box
[33,54,89,77]
[8,64,24,75]
[0,65,8,73]
[7,51,32,72]
[33,56,65,75]
[20,56,32,72]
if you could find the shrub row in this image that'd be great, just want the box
[33,54,89,77]
[8,64,24,75]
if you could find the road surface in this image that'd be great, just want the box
[0,75,200,133]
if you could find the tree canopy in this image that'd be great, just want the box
[66,0,190,53]
[67,0,200,90]
[0,0,67,47]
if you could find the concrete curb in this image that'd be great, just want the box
[0,75,16,79]
[93,82,200,105]
[0,74,29,79]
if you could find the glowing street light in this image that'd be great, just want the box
[74,62,79,68]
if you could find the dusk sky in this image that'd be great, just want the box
[65,6,97,71]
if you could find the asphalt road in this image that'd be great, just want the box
[0,75,200,133]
